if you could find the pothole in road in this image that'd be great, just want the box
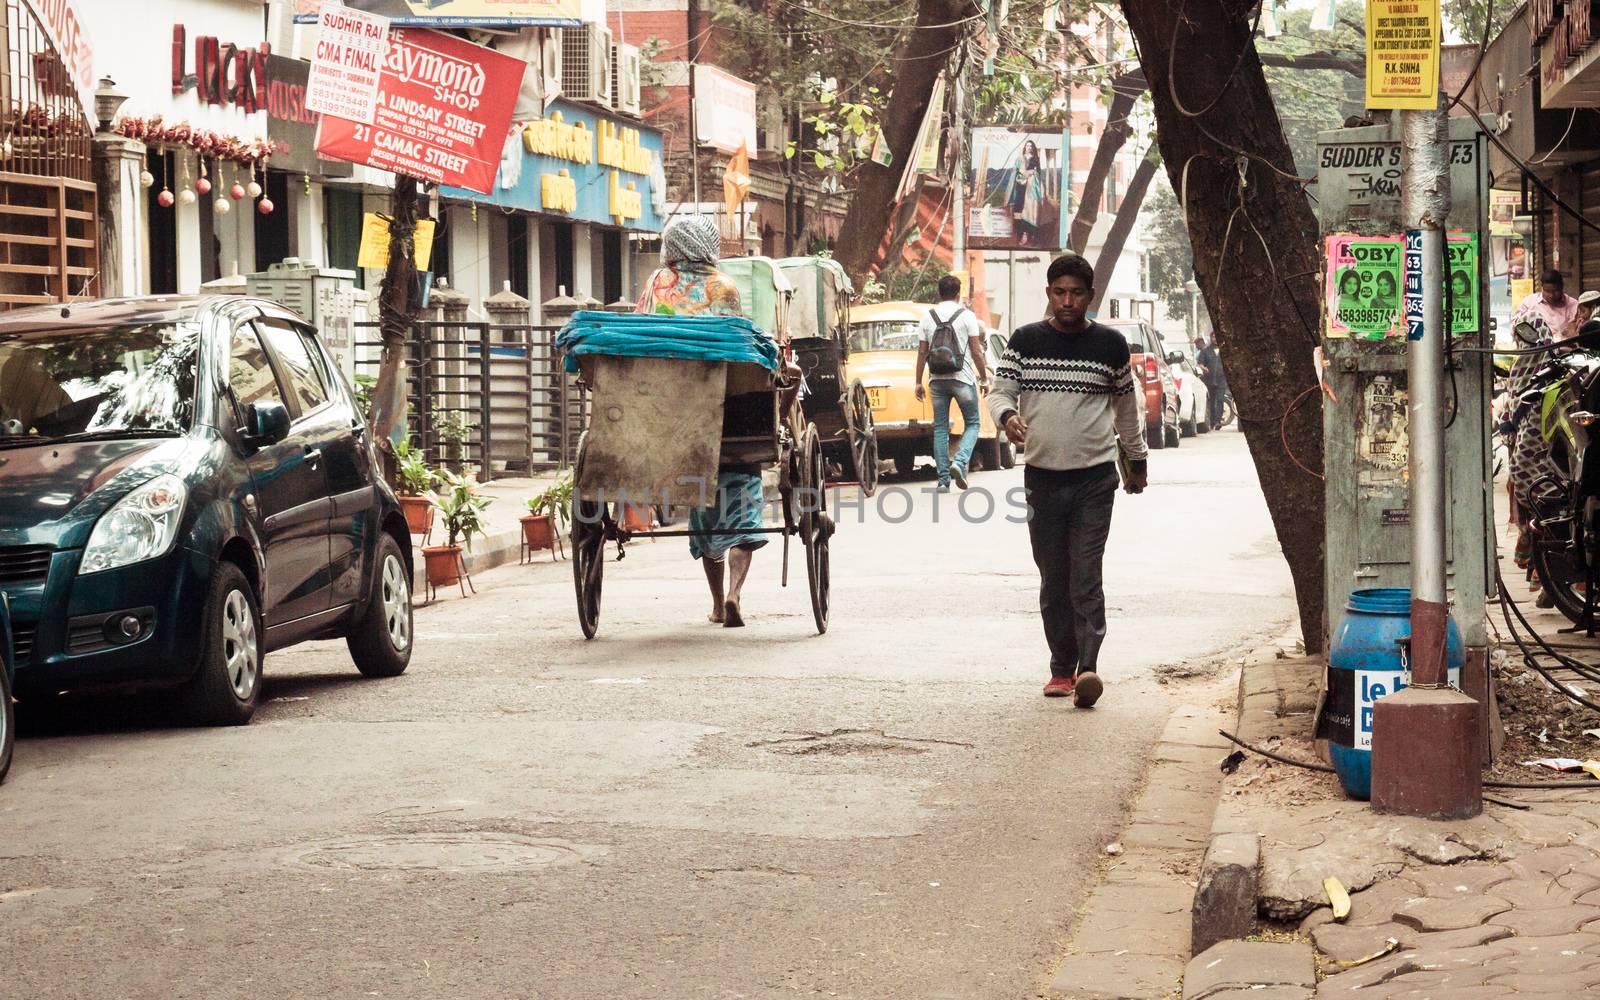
[292,833,596,874]
[748,728,972,757]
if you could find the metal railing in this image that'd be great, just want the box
[354,320,588,481]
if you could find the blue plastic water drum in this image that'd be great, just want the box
[1319,588,1464,800]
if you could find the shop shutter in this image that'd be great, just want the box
[1582,166,1600,294]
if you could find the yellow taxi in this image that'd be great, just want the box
[846,301,1016,475]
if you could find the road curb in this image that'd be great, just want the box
[408,523,564,600]
[1186,636,1321,978]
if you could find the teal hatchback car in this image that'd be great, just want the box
[0,295,414,764]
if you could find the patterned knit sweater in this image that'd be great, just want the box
[987,320,1149,474]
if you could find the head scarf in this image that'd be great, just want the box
[662,215,721,268]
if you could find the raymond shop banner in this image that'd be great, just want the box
[294,0,580,25]
[315,27,526,194]
[1326,235,1403,339]
[967,127,1065,251]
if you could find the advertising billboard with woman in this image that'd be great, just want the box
[967,127,1065,250]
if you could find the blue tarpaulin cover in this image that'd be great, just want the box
[556,311,778,373]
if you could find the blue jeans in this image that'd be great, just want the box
[931,380,981,485]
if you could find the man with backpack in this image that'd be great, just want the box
[915,275,990,491]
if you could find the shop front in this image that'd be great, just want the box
[0,0,99,307]
[438,98,665,313]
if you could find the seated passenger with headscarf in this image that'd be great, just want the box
[637,215,768,628]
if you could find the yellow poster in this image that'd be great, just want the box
[1365,0,1440,110]
[357,214,436,271]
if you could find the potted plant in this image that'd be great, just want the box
[522,473,572,560]
[432,406,476,471]
[423,470,494,591]
[394,439,436,536]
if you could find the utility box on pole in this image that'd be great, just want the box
[246,259,368,384]
[1315,117,1495,756]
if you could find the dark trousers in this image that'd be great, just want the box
[1025,465,1118,677]
[1206,379,1227,428]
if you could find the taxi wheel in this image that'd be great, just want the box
[182,561,261,726]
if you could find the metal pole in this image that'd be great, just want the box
[688,0,701,210]
[1007,249,1016,330]
[951,52,966,294]
[1369,81,1482,820]
[1402,103,1449,689]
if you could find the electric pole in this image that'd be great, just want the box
[1369,84,1482,819]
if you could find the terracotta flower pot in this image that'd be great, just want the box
[422,545,463,587]
[521,513,556,551]
[400,495,434,535]
[622,504,653,532]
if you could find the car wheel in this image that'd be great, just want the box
[1165,421,1181,448]
[998,438,1017,469]
[1148,421,1166,450]
[1181,416,1197,438]
[348,533,413,678]
[182,561,262,726]
[893,452,914,477]
[0,654,13,784]
[977,438,1003,472]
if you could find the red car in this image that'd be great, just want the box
[1104,320,1181,449]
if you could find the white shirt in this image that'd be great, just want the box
[917,301,984,385]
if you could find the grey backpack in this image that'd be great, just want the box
[926,306,967,376]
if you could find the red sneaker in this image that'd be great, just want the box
[1074,671,1104,708]
[1043,675,1076,698]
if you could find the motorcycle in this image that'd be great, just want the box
[1515,320,1600,627]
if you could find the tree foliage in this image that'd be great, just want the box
[1443,0,1517,41]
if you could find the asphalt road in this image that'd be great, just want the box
[1,430,1293,999]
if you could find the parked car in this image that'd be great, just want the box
[1163,341,1212,437]
[846,301,1015,474]
[1103,320,1181,449]
[0,295,414,727]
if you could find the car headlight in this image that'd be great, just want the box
[80,474,187,575]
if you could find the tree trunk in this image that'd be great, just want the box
[834,0,977,284]
[369,175,423,486]
[1089,149,1159,312]
[1118,0,1327,653]
[1069,73,1146,254]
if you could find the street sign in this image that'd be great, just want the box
[315,27,526,195]
[1365,0,1441,110]
[1404,229,1425,340]
[306,1,389,126]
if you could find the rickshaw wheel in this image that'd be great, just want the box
[800,426,830,634]
[848,382,880,498]
[572,498,606,639]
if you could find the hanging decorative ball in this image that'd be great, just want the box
[257,197,274,216]
[214,197,231,215]
[178,189,196,206]
[139,170,154,189]
[229,183,246,200]
[246,181,262,199]
[157,188,175,208]
[195,176,212,195]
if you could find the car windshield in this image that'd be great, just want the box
[0,323,199,443]
[849,320,923,352]
[1108,324,1145,354]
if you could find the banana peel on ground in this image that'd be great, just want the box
[1323,876,1352,922]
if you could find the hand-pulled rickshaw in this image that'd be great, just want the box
[778,258,879,496]
[558,256,835,638]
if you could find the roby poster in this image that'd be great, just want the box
[1326,235,1403,338]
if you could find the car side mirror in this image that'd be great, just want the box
[1514,321,1542,346]
[243,400,291,447]
[1166,351,1184,365]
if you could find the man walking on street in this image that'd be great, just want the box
[1194,336,1226,430]
[989,254,1147,707]
[916,275,989,492]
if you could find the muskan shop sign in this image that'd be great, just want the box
[441,100,664,231]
